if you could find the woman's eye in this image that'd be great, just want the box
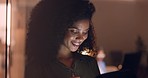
[83,31,88,35]
[69,29,79,34]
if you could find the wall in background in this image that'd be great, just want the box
[92,0,148,53]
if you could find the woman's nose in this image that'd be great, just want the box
[76,34,85,41]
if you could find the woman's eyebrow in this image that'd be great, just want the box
[68,27,78,29]
[69,27,89,31]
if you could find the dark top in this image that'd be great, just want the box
[25,53,100,78]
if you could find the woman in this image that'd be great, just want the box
[25,0,100,78]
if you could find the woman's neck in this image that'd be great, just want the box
[57,45,75,67]
[57,46,72,59]
[57,51,72,59]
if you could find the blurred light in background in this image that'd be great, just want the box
[7,3,11,46]
[6,3,11,78]
[0,2,11,78]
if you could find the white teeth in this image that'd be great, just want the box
[74,43,79,45]
[72,42,80,46]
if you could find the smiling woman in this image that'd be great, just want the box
[63,19,90,52]
[25,0,100,78]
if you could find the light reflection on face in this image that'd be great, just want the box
[62,19,90,52]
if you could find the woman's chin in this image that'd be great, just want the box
[70,49,77,52]
[69,45,80,52]
[70,48,79,52]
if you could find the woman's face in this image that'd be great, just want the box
[62,19,90,52]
